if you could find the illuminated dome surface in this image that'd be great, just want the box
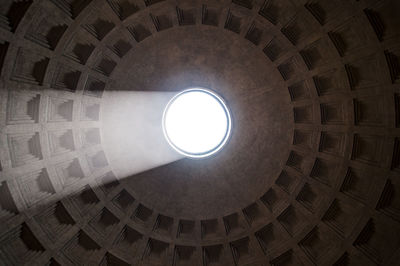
[1,0,400,265]
[162,88,231,158]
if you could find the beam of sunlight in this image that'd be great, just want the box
[101,90,185,179]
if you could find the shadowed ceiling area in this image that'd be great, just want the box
[0,0,400,265]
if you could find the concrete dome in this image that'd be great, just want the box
[0,0,399,265]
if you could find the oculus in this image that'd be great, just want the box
[162,88,232,158]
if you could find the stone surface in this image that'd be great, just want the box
[0,0,399,265]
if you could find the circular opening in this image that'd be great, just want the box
[162,88,232,158]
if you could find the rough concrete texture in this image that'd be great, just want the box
[0,0,399,265]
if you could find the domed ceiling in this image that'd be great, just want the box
[0,0,399,265]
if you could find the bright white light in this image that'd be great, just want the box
[162,88,232,158]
